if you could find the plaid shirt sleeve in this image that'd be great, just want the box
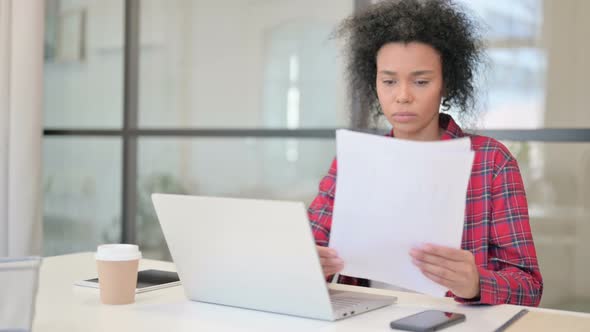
[454,154,543,306]
[308,158,337,247]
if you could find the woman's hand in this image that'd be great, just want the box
[410,244,480,299]
[316,245,344,278]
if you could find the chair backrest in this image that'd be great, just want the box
[0,257,42,332]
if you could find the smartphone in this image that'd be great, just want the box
[74,269,181,293]
[390,310,466,332]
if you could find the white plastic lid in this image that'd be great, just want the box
[95,244,142,261]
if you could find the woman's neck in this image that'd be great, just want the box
[394,125,443,141]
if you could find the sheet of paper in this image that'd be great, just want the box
[329,129,474,297]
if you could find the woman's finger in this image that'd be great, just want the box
[320,257,343,268]
[413,258,457,283]
[316,246,338,258]
[410,249,462,273]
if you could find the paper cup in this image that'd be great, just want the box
[95,244,142,305]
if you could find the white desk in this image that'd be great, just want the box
[33,253,590,332]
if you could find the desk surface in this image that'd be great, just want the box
[33,253,590,332]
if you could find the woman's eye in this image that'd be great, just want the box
[415,80,429,86]
[383,80,396,85]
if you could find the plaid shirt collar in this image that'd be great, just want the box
[388,113,465,141]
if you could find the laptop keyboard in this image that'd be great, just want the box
[330,296,366,311]
[329,290,379,310]
[327,289,396,319]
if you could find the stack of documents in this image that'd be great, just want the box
[329,129,474,297]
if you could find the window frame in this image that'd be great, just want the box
[42,0,590,244]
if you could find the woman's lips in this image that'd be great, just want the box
[392,112,417,123]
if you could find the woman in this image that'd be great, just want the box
[308,0,543,306]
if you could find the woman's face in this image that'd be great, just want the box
[375,42,444,141]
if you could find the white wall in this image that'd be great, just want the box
[533,0,590,305]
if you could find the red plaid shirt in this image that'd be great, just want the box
[308,113,543,306]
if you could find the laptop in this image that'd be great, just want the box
[151,193,396,321]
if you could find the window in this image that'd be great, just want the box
[44,0,590,313]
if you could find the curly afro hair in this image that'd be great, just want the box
[336,0,485,123]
